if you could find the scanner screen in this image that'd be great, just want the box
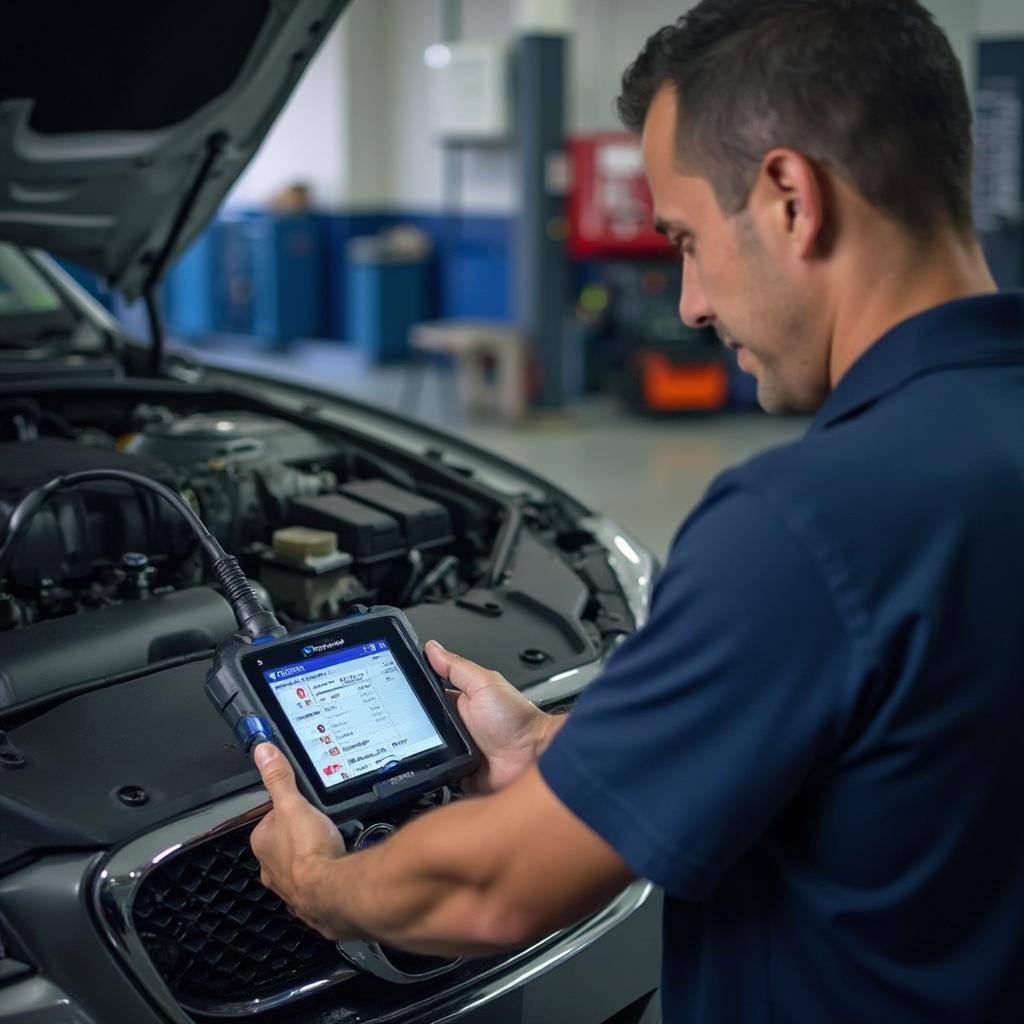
[263,640,444,787]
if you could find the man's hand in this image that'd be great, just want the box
[249,742,349,937]
[425,640,562,795]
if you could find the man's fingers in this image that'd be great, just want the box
[425,640,502,697]
[253,742,299,803]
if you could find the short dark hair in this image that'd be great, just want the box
[618,0,974,236]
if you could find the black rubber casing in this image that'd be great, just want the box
[205,607,478,821]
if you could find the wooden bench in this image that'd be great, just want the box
[407,319,529,421]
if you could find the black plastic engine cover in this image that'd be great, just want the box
[339,479,453,549]
[288,493,404,562]
[0,657,257,865]
[406,532,598,687]
[0,585,239,708]
[0,438,193,587]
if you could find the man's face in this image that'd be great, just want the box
[641,87,831,414]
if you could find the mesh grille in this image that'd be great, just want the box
[131,820,341,1006]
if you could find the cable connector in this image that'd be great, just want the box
[211,555,286,640]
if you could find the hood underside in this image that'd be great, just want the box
[0,0,349,300]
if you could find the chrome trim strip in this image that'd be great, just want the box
[182,962,362,1019]
[337,941,463,985]
[521,660,603,708]
[313,881,655,1024]
[421,883,654,1024]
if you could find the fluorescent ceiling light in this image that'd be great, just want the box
[423,44,452,69]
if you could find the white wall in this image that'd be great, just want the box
[976,0,1024,35]
[230,0,1023,214]
[571,0,698,133]
[381,0,521,213]
[382,0,444,210]
[341,0,399,208]
[228,20,347,208]
[569,0,983,133]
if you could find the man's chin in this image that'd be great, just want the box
[756,388,790,415]
[756,378,823,416]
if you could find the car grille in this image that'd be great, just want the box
[131,820,340,1007]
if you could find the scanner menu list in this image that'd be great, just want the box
[265,641,443,787]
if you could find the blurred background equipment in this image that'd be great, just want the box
[56,1,1022,431]
[346,227,432,363]
[567,133,670,261]
[974,39,1024,289]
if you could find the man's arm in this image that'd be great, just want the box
[251,747,635,956]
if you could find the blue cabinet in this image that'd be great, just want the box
[345,240,428,362]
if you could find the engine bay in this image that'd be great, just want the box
[0,384,636,716]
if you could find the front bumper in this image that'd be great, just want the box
[0,830,660,1024]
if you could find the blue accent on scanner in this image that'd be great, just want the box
[251,635,275,645]
[235,715,274,753]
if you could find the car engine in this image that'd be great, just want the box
[0,391,636,712]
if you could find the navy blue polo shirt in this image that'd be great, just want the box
[540,292,1024,1023]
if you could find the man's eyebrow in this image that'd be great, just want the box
[654,217,691,236]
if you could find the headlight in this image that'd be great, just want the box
[579,516,657,629]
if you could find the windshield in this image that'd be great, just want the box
[0,245,83,351]
[0,244,63,316]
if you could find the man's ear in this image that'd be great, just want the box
[751,148,827,259]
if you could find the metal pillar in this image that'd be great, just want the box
[516,32,569,410]
[974,39,1024,288]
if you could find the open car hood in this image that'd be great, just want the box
[0,0,348,300]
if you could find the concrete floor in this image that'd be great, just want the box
[192,337,808,560]
[465,407,805,560]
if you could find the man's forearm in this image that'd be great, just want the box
[306,713,568,951]
[289,755,631,958]
[295,787,538,955]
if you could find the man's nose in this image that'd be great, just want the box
[679,258,714,329]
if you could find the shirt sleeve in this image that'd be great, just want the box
[538,476,852,901]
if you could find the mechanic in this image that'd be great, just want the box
[248,1,1024,1020]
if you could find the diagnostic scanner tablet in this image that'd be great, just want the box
[206,607,478,820]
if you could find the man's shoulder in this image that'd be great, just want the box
[662,431,841,588]
[700,425,859,519]
[678,408,929,579]
[682,373,1023,608]
[704,380,962,520]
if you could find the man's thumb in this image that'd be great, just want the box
[426,641,497,697]
[253,742,297,800]
[425,639,454,677]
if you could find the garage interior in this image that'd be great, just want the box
[2,1,1024,1023]
[80,0,1020,560]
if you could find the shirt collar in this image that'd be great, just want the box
[810,290,1024,432]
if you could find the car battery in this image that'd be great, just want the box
[338,479,453,550]
[288,493,404,563]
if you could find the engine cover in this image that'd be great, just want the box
[125,411,333,468]
[0,438,193,588]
